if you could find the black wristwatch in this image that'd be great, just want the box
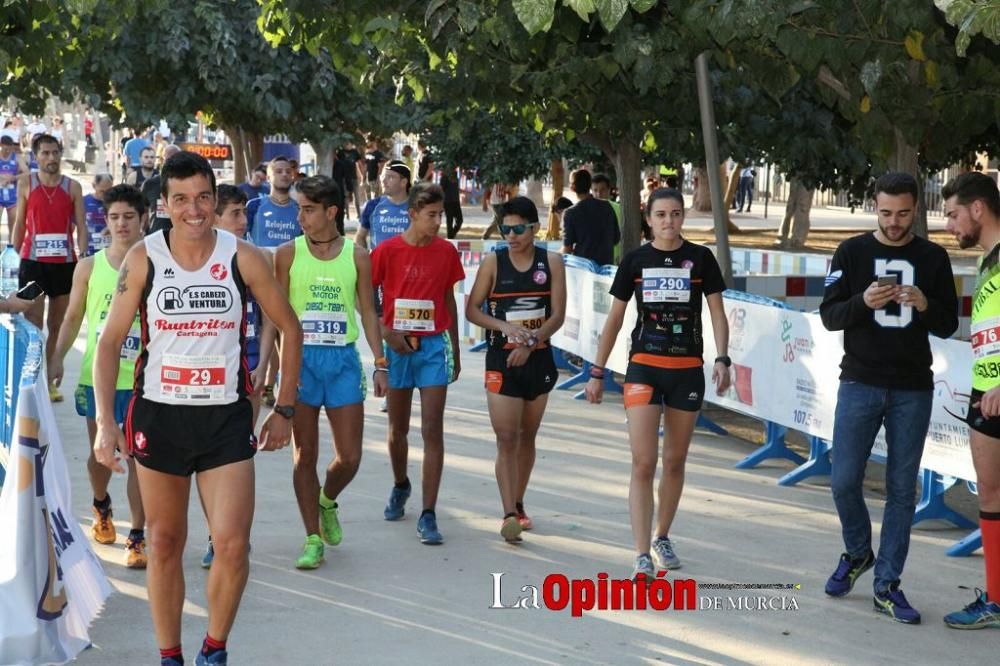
[715,355,732,367]
[273,404,295,419]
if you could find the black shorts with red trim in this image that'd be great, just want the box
[623,361,704,412]
[125,396,256,476]
[966,389,1000,439]
[484,346,557,401]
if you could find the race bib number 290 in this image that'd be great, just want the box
[641,267,691,303]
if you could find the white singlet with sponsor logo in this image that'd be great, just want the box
[137,229,247,405]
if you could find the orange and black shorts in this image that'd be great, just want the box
[484,347,557,401]
[623,362,704,412]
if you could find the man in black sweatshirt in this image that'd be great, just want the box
[819,171,958,625]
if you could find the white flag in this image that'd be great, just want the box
[0,371,112,665]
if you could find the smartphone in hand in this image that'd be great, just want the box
[876,274,899,288]
[16,281,44,300]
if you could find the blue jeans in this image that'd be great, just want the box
[830,381,932,593]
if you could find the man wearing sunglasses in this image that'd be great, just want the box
[942,172,1000,629]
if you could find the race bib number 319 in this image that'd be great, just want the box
[641,267,691,303]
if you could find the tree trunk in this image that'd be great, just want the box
[778,177,814,248]
[544,158,565,241]
[609,137,642,257]
[225,125,263,185]
[724,163,741,211]
[693,166,711,211]
[312,139,335,177]
[890,127,926,238]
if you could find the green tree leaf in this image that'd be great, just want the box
[512,0,557,35]
[595,0,629,31]
[630,0,658,11]
[564,0,597,23]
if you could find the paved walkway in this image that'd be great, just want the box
[44,334,994,665]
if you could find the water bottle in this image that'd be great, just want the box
[1,243,20,296]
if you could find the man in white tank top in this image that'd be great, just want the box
[91,151,303,666]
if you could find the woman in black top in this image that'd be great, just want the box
[466,197,566,543]
[585,188,731,579]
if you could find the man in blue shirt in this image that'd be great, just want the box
[123,129,151,170]
[238,163,270,201]
[246,155,300,249]
[82,173,114,255]
[355,161,411,249]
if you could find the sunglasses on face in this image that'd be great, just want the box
[500,223,534,235]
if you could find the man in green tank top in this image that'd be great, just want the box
[942,172,1000,629]
[271,175,387,569]
[49,184,147,568]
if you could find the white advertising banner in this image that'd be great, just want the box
[0,374,111,665]
[701,297,976,482]
[459,253,976,483]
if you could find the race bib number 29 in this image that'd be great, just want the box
[160,354,226,401]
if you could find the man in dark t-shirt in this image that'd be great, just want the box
[337,142,362,219]
[363,140,387,203]
[819,171,957,625]
[561,169,620,266]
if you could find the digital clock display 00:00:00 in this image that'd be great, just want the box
[179,143,233,161]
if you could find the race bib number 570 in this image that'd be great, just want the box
[393,298,435,332]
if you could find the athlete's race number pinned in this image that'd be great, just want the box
[34,233,69,258]
[641,267,691,303]
[303,311,349,345]
[393,298,435,332]
[160,354,226,401]
[506,308,546,332]
[972,316,1000,359]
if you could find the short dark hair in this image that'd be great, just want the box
[874,172,919,201]
[592,173,611,187]
[103,184,146,216]
[31,133,61,154]
[570,169,592,195]
[269,155,290,171]
[942,171,1000,217]
[408,181,443,212]
[215,184,247,214]
[386,160,412,192]
[296,175,342,210]
[552,196,574,213]
[140,146,156,155]
[645,187,685,219]
[253,163,268,175]
[161,151,216,198]
[499,196,539,224]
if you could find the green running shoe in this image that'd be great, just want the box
[295,534,324,570]
[319,494,342,546]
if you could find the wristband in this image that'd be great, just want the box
[715,355,732,367]
[374,356,389,369]
[374,367,389,373]
[589,366,606,379]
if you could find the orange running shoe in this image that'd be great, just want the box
[91,506,116,544]
[124,535,147,569]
